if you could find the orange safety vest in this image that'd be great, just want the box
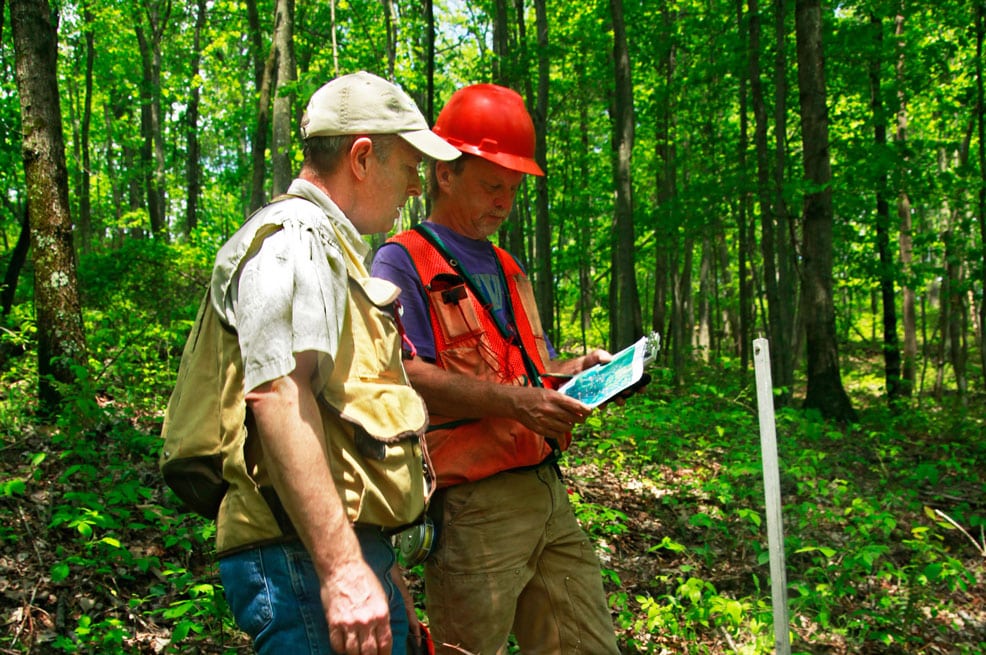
[388,226,569,488]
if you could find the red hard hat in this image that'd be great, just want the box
[434,84,545,176]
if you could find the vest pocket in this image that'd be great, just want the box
[427,274,482,342]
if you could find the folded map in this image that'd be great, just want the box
[558,332,660,408]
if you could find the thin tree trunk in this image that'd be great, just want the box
[2,205,29,317]
[869,14,903,403]
[383,0,396,79]
[608,0,642,352]
[271,0,296,196]
[424,0,435,124]
[185,0,206,236]
[247,0,275,215]
[652,5,676,353]
[492,0,510,85]
[977,1,986,388]
[577,85,593,353]
[133,0,170,239]
[78,0,95,253]
[894,11,917,395]
[697,237,713,356]
[773,0,798,396]
[795,0,856,421]
[532,0,553,344]
[751,0,791,403]
[11,0,88,416]
[735,0,753,369]
[671,242,693,384]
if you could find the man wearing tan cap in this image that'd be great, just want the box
[172,71,458,655]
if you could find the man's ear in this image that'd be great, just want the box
[434,160,454,191]
[349,136,374,181]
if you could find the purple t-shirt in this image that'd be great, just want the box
[371,221,555,362]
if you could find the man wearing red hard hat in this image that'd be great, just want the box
[373,84,621,654]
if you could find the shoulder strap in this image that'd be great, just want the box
[411,224,545,387]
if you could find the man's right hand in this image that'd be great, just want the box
[323,558,393,655]
[510,385,590,438]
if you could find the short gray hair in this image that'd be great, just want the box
[303,134,400,175]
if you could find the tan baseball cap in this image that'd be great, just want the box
[300,71,460,161]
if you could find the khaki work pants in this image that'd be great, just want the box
[424,464,621,655]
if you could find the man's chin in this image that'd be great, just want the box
[480,217,506,237]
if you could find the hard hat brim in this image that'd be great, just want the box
[460,145,545,176]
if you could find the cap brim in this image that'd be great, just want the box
[400,130,462,161]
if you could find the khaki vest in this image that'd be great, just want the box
[164,204,430,556]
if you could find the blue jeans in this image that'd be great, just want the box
[219,527,408,655]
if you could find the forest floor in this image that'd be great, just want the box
[1,377,985,654]
[565,447,986,654]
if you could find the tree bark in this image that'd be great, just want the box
[247,0,275,214]
[795,0,856,421]
[78,0,95,253]
[774,0,799,390]
[2,204,29,317]
[10,0,88,416]
[532,0,553,344]
[271,0,296,196]
[608,0,642,352]
[736,0,753,369]
[133,0,171,239]
[977,1,986,388]
[868,14,903,403]
[652,5,676,355]
[185,0,207,235]
[751,0,792,403]
[894,11,916,395]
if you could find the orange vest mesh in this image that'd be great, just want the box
[389,229,568,487]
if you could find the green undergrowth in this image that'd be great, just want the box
[1,268,984,653]
[568,361,986,654]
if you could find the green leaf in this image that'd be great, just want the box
[51,562,70,583]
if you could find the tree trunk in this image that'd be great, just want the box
[185,0,207,236]
[2,205,29,317]
[671,241,693,384]
[774,0,799,393]
[894,11,916,395]
[492,0,510,85]
[697,237,713,356]
[652,5,676,354]
[608,0,642,352]
[247,0,275,215]
[11,0,88,417]
[532,0,553,344]
[736,0,753,369]
[491,0,525,259]
[577,87,594,353]
[271,0,296,196]
[977,1,986,388]
[133,0,170,239]
[424,0,435,124]
[383,0,396,79]
[78,0,95,253]
[795,0,856,421]
[868,14,903,403]
[751,0,792,403]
